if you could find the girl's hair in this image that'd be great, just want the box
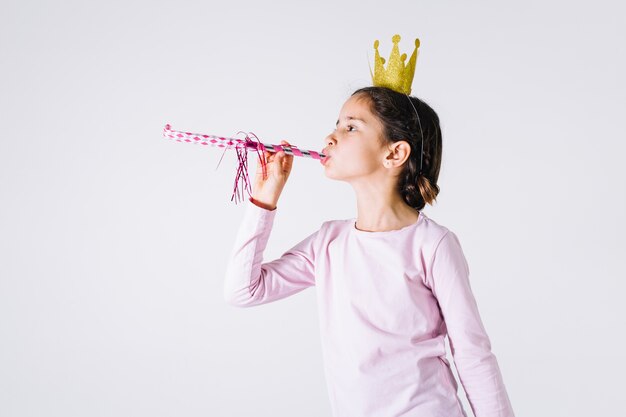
[351,86,442,211]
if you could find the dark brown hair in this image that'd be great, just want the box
[352,86,442,211]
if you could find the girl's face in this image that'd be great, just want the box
[322,94,388,181]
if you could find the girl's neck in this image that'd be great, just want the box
[354,193,419,233]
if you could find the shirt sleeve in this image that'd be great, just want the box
[427,230,515,417]
[223,197,318,307]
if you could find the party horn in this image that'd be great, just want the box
[163,124,326,160]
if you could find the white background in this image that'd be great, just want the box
[1,0,625,416]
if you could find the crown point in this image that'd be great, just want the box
[415,38,420,48]
[371,34,420,95]
[374,40,379,49]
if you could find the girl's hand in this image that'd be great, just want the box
[250,140,294,210]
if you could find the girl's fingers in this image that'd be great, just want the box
[262,140,292,178]
[281,141,292,157]
[280,140,294,173]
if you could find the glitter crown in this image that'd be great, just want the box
[370,34,420,95]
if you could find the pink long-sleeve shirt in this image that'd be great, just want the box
[224,198,514,417]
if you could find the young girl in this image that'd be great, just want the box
[224,86,515,417]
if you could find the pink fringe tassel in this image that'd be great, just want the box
[229,132,267,204]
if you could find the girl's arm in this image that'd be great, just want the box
[223,197,318,307]
[427,231,515,417]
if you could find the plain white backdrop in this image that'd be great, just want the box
[1,0,625,416]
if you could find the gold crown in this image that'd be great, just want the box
[370,34,420,95]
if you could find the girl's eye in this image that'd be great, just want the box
[333,125,356,132]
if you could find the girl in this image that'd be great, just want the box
[224,86,515,417]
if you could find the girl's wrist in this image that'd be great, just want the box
[249,196,277,211]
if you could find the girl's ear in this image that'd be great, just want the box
[390,140,412,164]
[383,141,412,168]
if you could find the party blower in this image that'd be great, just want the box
[162,123,327,204]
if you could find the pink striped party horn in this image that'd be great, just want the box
[163,123,326,204]
[163,124,326,159]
